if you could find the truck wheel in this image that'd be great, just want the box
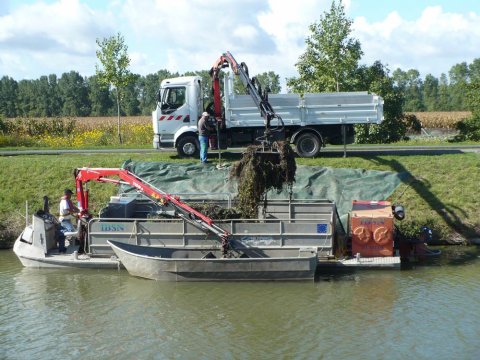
[295,132,321,158]
[177,136,199,157]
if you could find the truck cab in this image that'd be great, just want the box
[152,76,204,156]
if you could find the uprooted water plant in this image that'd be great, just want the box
[229,141,297,218]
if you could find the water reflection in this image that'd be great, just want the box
[1,248,480,359]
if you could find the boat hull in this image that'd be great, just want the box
[108,240,318,281]
[14,253,121,269]
[13,231,121,269]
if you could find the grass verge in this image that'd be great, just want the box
[1,151,479,248]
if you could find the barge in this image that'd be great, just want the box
[13,167,419,280]
[14,194,345,273]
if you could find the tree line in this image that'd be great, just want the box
[0,70,173,118]
[393,60,480,112]
[0,68,282,119]
[0,59,477,119]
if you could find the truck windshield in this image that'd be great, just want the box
[161,87,186,114]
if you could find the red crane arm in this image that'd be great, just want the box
[74,167,230,244]
[210,53,233,119]
[209,51,283,142]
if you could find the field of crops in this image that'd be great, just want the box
[0,116,153,147]
[409,111,471,129]
[8,112,470,130]
[73,116,151,129]
[77,113,472,130]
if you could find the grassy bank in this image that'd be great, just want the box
[0,151,479,248]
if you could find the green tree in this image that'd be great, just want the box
[465,81,480,114]
[36,76,52,116]
[47,74,62,116]
[87,75,113,116]
[404,69,425,111]
[253,71,281,94]
[469,58,480,82]
[455,79,480,141]
[453,58,480,141]
[122,74,141,116]
[437,73,451,111]
[232,73,247,95]
[96,33,134,143]
[354,61,405,143]
[423,74,439,111]
[137,74,158,116]
[231,70,281,96]
[1,75,61,118]
[17,80,36,116]
[58,71,90,116]
[0,76,18,117]
[448,62,468,110]
[393,68,425,111]
[287,0,362,93]
[392,68,407,92]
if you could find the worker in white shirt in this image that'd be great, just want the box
[59,188,79,232]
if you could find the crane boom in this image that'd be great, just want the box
[74,167,231,254]
[210,51,284,146]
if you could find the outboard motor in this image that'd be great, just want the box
[398,225,440,261]
[43,196,50,214]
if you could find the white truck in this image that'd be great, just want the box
[152,52,384,158]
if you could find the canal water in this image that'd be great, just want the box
[1,247,479,360]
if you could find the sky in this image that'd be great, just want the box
[0,0,479,91]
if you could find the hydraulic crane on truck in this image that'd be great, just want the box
[74,167,232,256]
[209,51,285,150]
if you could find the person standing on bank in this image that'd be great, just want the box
[59,189,79,232]
[198,111,214,164]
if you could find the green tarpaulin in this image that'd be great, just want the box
[121,161,407,227]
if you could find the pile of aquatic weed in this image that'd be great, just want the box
[229,142,297,218]
[190,203,242,220]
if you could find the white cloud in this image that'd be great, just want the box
[232,25,259,43]
[353,6,480,76]
[0,0,115,79]
[117,0,292,85]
